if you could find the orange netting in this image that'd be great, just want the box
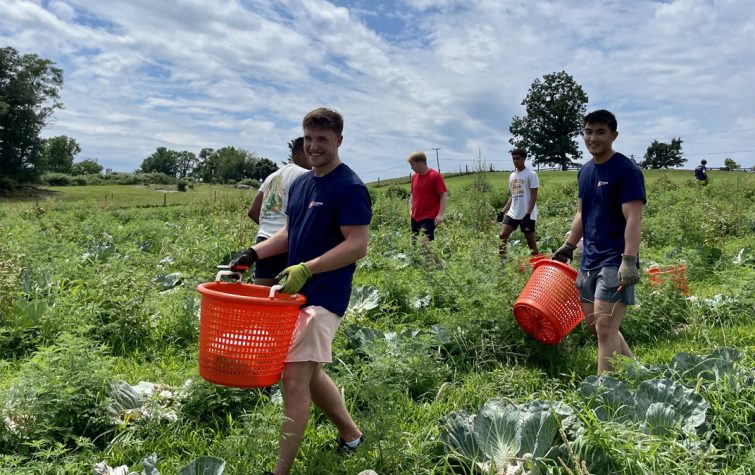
[514,260,585,345]
[645,264,689,295]
[196,282,305,388]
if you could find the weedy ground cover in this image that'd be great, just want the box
[0,170,753,474]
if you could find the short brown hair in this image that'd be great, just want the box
[303,108,344,135]
[511,148,527,160]
[407,151,427,163]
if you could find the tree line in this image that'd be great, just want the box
[5,46,741,191]
[138,146,278,183]
[0,46,277,189]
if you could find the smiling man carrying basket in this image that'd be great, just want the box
[230,108,371,474]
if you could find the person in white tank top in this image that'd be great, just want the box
[246,137,312,285]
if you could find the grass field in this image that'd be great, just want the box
[0,169,754,474]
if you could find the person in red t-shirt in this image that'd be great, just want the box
[407,151,448,242]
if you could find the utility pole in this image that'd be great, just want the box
[432,147,441,173]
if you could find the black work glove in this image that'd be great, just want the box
[496,211,504,223]
[229,248,258,272]
[522,213,532,224]
[552,241,577,263]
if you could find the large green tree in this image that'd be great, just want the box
[193,147,218,182]
[176,150,198,178]
[41,135,80,173]
[71,158,103,176]
[139,147,178,176]
[0,47,64,183]
[640,138,685,169]
[723,157,740,170]
[245,156,278,181]
[509,71,588,170]
[193,147,277,183]
[215,147,248,182]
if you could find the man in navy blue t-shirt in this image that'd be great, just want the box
[553,109,646,374]
[694,159,708,183]
[230,108,371,474]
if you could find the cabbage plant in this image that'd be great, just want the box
[579,376,708,436]
[439,399,572,473]
[669,347,741,382]
[345,286,381,317]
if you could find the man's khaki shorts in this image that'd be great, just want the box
[284,306,341,363]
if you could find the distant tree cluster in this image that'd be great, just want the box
[509,71,589,170]
[138,146,278,183]
[723,157,740,170]
[0,47,63,184]
[640,138,686,169]
[0,47,278,189]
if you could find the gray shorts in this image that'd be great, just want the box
[576,266,636,305]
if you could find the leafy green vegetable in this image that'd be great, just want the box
[669,347,741,382]
[440,399,570,471]
[177,456,225,475]
[345,286,381,317]
[579,376,708,435]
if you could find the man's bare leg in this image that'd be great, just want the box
[273,361,318,475]
[309,364,362,442]
[593,299,629,374]
[582,302,632,373]
[523,231,539,256]
[498,224,515,258]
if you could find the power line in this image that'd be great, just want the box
[682,149,755,156]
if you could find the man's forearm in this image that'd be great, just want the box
[527,189,538,214]
[253,227,289,258]
[438,192,448,215]
[567,212,583,245]
[623,216,642,257]
[306,230,368,274]
[622,201,643,257]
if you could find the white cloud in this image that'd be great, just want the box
[1,0,753,179]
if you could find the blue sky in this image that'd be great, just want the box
[2,0,754,181]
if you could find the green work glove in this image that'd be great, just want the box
[618,255,640,287]
[277,263,312,294]
[552,241,577,263]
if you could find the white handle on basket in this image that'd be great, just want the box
[215,270,243,282]
[268,284,284,299]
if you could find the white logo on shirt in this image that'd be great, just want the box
[308,200,324,208]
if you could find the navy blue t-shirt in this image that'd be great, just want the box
[286,163,372,316]
[578,153,646,270]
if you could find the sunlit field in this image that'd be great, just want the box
[0,169,753,474]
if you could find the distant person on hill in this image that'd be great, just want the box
[230,108,370,475]
[694,159,709,184]
[246,137,312,286]
[552,109,646,374]
[498,148,539,259]
[407,151,448,243]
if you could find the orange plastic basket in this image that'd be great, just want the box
[513,260,585,345]
[645,264,688,295]
[516,254,547,272]
[196,282,306,388]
